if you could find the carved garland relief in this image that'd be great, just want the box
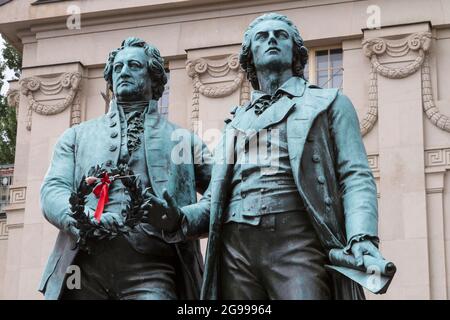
[362,32,450,135]
[14,72,82,131]
[6,88,20,119]
[186,54,250,131]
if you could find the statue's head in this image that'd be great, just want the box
[104,37,167,102]
[239,13,308,90]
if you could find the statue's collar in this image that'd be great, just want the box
[107,99,158,116]
[246,76,307,111]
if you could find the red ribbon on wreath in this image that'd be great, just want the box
[92,173,111,222]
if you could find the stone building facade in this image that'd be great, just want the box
[0,0,449,299]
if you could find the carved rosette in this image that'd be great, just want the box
[360,32,449,135]
[19,72,82,130]
[186,54,245,131]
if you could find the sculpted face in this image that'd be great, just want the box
[250,19,294,73]
[112,46,152,102]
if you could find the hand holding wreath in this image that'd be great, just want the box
[68,163,146,253]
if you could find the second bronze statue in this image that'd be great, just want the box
[150,12,386,300]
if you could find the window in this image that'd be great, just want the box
[304,47,343,89]
[0,173,12,215]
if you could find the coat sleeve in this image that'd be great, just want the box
[192,133,213,194]
[178,115,235,240]
[328,92,378,243]
[40,127,77,230]
[179,187,211,240]
[177,133,213,239]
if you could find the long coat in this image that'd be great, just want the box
[39,100,212,300]
[182,77,378,299]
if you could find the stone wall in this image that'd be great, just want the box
[1,0,450,299]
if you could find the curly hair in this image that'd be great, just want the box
[239,13,308,90]
[104,37,167,100]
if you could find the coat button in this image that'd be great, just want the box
[110,121,117,128]
[111,132,118,138]
[325,197,332,206]
[105,160,113,167]
[317,176,325,184]
[232,212,236,217]
[109,145,117,152]
[312,155,320,163]
[261,205,267,210]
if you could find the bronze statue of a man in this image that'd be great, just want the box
[39,37,212,300]
[150,13,384,299]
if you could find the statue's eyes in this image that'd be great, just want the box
[129,61,142,70]
[254,32,268,41]
[113,64,123,73]
[277,31,289,39]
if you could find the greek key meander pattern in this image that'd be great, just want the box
[367,155,379,172]
[9,186,26,204]
[425,148,450,168]
[367,150,450,171]
[0,219,8,240]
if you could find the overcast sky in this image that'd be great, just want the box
[0,34,16,95]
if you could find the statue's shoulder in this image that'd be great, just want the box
[56,116,102,146]
[76,114,107,129]
[306,83,340,102]
[224,103,249,124]
[307,83,322,89]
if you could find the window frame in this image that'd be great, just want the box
[305,45,343,89]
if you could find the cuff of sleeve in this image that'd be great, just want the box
[161,212,187,244]
[343,234,380,254]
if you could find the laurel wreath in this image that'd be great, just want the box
[68,163,147,253]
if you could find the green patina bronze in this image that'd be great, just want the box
[40,13,394,301]
[39,38,212,300]
[152,13,392,299]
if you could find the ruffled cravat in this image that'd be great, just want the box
[253,92,284,115]
[117,101,149,154]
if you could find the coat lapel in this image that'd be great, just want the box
[287,87,339,172]
[253,96,296,131]
[144,110,168,198]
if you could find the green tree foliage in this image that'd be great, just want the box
[0,39,22,164]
